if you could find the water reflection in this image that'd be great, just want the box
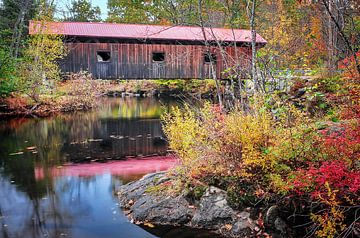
[0,98,177,238]
[0,98,174,164]
[34,157,177,180]
[0,173,157,238]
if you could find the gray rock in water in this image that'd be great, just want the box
[191,186,235,229]
[117,173,295,237]
[118,172,193,225]
[117,172,166,207]
[131,194,193,225]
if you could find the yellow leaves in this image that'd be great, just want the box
[311,207,346,238]
[21,19,67,100]
[310,182,346,238]
[162,95,315,190]
[162,104,211,173]
[143,222,155,228]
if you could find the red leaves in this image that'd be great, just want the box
[318,124,360,161]
[310,161,359,196]
[289,123,360,201]
[291,160,359,200]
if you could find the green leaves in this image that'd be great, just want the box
[66,0,102,22]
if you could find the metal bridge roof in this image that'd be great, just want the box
[29,21,267,44]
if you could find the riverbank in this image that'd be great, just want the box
[141,74,358,238]
[117,172,291,238]
[0,94,94,118]
[103,79,218,98]
[0,77,104,118]
[0,78,218,119]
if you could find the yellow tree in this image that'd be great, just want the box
[22,0,67,102]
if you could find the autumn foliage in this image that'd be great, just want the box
[163,82,359,237]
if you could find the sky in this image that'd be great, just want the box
[56,0,108,20]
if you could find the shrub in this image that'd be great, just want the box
[163,92,359,236]
[163,95,316,184]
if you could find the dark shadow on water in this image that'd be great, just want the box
[142,225,225,238]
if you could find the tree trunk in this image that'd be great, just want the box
[197,0,223,109]
[250,0,258,91]
[322,0,360,75]
[10,0,32,58]
[326,0,336,75]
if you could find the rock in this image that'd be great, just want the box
[265,205,291,237]
[117,173,296,238]
[237,211,250,220]
[117,172,166,207]
[131,195,192,225]
[274,217,288,234]
[118,172,193,225]
[231,218,253,234]
[265,205,279,226]
[191,186,235,229]
[230,211,256,236]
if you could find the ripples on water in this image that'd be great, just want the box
[0,98,221,238]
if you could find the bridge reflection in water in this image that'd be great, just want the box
[61,97,176,162]
[0,97,181,238]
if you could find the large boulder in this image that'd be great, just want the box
[117,173,292,238]
[118,172,192,225]
[131,194,193,225]
[118,172,169,207]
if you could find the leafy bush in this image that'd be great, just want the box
[163,95,316,182]
[163,92,359,237]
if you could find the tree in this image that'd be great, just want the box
[247,0,258,90]
[106,0,223,26]
[65,0,101,22]
[22,0,67,101]
[320,0,360,75]
[0,0,37,58]
[107,0,153,23]
[0,0,38,97]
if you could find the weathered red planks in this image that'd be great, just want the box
[62,42,251,80]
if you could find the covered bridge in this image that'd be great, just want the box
[29,21,266,80]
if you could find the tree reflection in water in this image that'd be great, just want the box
[0,98,178,238]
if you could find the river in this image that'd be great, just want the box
[0,97,218,238]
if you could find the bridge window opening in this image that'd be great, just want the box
[152,52,165,62]
[204,52,217,64]
[97,51,111,62]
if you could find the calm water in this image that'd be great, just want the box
[0,98,220,238]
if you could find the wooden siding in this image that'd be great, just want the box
[60,43,251,79]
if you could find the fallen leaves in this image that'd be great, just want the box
[143,222,155,228]
[223,224,233,230]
